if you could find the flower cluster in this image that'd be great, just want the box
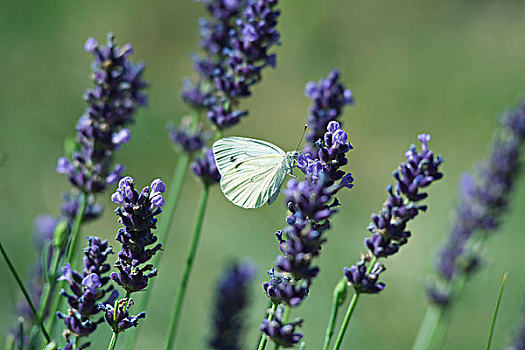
[261,120,354,346]
[429,103,525,306]
[110,176,165,294]
[185,0,281,129]
[56,237,117,348]
[304,69,354,156]
[345,134,443,294]
[260,305,303,348]
[209,260,256,350]
[167,117,210,153]
[98,298,145,334]
[57,33,147,194]
[191,148,222,186]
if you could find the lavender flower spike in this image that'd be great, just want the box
[57,33,147,194]
[56,237,117,349]
[429,102,525,306]
[110,176,166,293]
[209,259,256,350]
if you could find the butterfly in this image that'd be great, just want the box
[212,137,300,209]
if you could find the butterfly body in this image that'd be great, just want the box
[213,137,299,209]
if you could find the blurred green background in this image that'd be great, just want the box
[2,0,525,349]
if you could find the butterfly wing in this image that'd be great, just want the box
[213,137,288,209]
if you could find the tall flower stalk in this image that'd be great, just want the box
[329,134,444,350]
[413,103,525,350]
[258,69,354,350]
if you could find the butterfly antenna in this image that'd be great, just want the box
[295,124,308,151]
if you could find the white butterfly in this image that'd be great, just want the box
[212,137,299,209]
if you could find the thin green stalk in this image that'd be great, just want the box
[332,256,378,350]
[65,193,87,264]
[323,278,348,350]
[48,194,88,334]
[486,273,508,350]
[411,304,444,350]
[123,153,191,350]
[257,303,278,350]
[164,186,209,350]
[299,342,306,350]
[1,241,51,343]
[107,333,119,350]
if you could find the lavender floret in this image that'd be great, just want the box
[57,34,147,194]
[167,117,210,153]
[260,305,303,348]
[191,148,221,185]
[343,260,385,294]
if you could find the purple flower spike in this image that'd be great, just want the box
[209,260,256,350]
[342,133,443,298]
[111,176,164,293]
[57,237,117,341]
[57,33,148,194]
[182,0,281,129]
[429,102,525,306]
[260,90,354,347]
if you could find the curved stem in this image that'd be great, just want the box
[1,241,51,343]
[257,303,278,350]
[164,186,209,350]
[332,256,378,350]
[123,153,191,350]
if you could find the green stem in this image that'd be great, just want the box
[323,279,345,350]
[107,332,119,350]
[1,241,51,343]
[164,186,209,350]
[332,256,378,350]
[486,273,508,350]
[257,303,278,350]
[65,193,87,264]
[332,292,360,350]
[412,273,468,350]
[48,194,88,334]
[124,153,191,350]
